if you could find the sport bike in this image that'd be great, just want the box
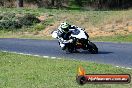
[51,28,98,54]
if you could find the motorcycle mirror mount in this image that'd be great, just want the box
[82,28,85,31]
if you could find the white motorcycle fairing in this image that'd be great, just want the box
[70,28,87,39]
[51,28,88,40]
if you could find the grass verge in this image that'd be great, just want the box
[0,30,132,42]
[91,34,132,43]
[0,30,52,40]
[0,52,132,88]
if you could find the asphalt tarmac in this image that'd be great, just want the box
[0,38,132,68]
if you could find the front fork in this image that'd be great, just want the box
[66,38,77,53]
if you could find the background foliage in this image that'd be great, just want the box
[0,13,40,30]
[0,0,131,9]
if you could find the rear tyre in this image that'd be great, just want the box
[88,42,98,54]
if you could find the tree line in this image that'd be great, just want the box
[0,0,131,9]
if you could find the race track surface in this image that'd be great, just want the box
[0,38,132,68]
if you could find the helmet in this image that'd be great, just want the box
[60,22,70,33]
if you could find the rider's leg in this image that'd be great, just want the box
[72,38,80,53]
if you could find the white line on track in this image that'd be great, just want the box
[43,56,50,58]
[116,66,132,70]
[51,57,57,59]
[1,50,61,60]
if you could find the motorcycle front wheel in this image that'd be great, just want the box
[88,41,98,54]
[66,43,75,53]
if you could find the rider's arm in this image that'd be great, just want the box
[57,30,64,38]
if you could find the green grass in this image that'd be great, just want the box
[0,29,132,42]
[0,52,132,88]
[0,30,52,40]
[91,34,132,42]
[0,8,132,27]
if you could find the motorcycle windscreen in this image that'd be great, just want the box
[71,28,80,35]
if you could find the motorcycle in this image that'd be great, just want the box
[51,28,98,54]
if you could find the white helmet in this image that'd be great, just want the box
[59,22,70,33]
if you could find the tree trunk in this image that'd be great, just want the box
[75,0,82,6]
[0,0,4,6]
[51,0,55,6]
[17,0,23,7]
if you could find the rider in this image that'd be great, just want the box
[57,22,79,52]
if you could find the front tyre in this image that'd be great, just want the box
[66,43,74,53]
[88,42,98,54]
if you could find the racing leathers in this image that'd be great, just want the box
[57,25,77,50]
